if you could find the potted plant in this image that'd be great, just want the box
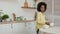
[2,14,9,22]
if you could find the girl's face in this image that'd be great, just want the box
[40,5,45,12]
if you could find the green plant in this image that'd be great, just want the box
[2,14,9,20]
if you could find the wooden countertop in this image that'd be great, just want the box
[0,20,35,24]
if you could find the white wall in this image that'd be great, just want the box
[54,0,60,26]
[0,0,36,21]
[0,0,53,22]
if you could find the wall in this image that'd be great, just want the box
[0,0,53,22]
[54,0,60,26]
[0,0,36,21]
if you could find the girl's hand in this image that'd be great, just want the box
[45,21,50,26]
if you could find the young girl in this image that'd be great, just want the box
[35,2,47,34]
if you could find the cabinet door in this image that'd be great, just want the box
[13,23,25,34]
[25,21,36,34]
[0,24,12,34]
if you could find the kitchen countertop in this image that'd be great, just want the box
[0,20,35,24]
[39,26,60,34]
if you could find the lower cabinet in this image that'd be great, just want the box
[25,22,36,34]
[0,24,12,34]
[13,22,36,34]
[0,22,36,34]
[13,23,25,34]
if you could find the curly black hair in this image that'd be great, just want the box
[37,2,47,12]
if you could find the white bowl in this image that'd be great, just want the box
[50,23,54,27]
[43,25,49,29]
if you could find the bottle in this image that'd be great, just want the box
[24,0,28,8]
[12,13,16,21]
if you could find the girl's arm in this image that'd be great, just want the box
[34,12,37,21]
[45,17,50,26]
[45,20,50,26]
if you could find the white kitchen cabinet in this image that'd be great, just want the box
[13,21,36,34]
[25,21,36,34]
[13,23,25,34]
[0,21,36,34]
[0,24,12,34]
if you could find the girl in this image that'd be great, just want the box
[35,2,48,34]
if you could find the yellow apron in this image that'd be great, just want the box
[36,12,45,31]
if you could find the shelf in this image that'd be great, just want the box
[21,7,36,9]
